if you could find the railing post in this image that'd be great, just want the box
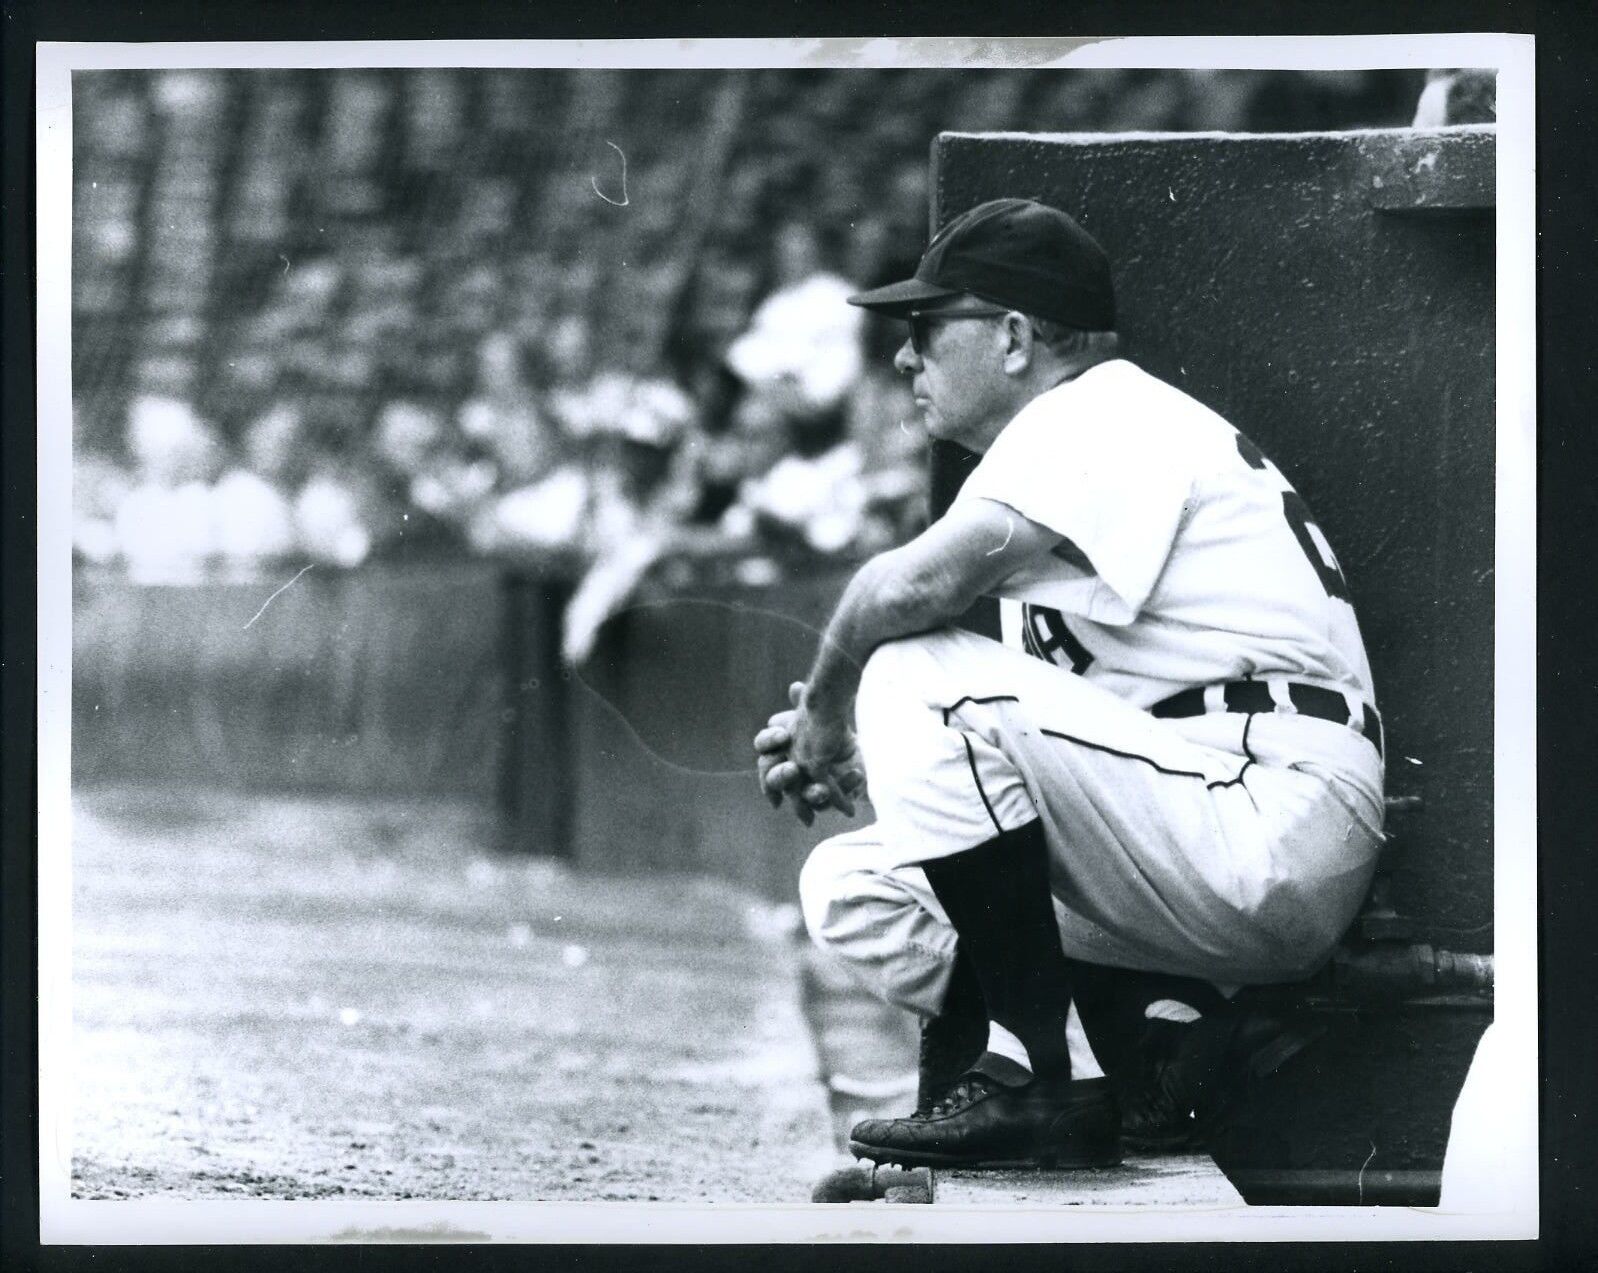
[497,570,575,856]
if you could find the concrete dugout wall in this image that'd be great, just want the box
[931,126,1496,1188]
[71,562,846,901]
[563,572,850,901]
[72,563,507,796]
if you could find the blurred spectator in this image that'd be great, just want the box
[72,403,133,567]
[680,254,762,369]
[369,398,496,551]
[469,462,590,564]
[712,358,928,563]
[705,217,890,563]
[373,399,446,476]
[113,395,223,584]
[726,432,868,556]
[468,314,596,564]
[294,442,377,569]
[673,375,778,530]
[587,368,698,527]
[406,443,498,541]
[560,362,701,665]
[253,257,345,343]
[72,68,1433,587]
[724,219,864,422]
[543,314,604,441]
[458,329,564,488]
[212,403,303,580]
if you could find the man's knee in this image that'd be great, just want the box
[798,835,860,952]
[798,832,935,953]
[858,632,931,701]
[856,629,962,740]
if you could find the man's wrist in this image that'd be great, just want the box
[800,674,855,728]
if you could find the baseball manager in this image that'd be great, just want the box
[754,197,1385,1169]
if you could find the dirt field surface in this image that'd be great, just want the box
[69,786,836,1203]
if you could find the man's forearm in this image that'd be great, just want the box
[797,498,1055,730]
[802,548,966,722]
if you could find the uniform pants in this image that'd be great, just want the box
[799,628,1385,1028]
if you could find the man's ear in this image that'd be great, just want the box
[1000,312,1035,375]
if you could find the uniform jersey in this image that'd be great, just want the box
[952,359,1375,711]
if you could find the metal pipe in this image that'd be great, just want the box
[1227,1168,1440,1207]
[1328,943,1493,999]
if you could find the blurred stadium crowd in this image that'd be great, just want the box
[71,67,1431,655]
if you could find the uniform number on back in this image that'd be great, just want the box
[1022,604,1094,673]
[1235,433,1351,602]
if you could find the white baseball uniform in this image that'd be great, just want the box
[800,359,1386,1019]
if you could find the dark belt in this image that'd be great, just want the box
[1151,680,1383,759]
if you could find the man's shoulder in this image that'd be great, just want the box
[1068,359,1238,435]
[1016,358,1158,417]
[1002,358,1197,440]
[1064,357,1199,404]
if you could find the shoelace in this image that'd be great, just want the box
[920,1072,1001,1119]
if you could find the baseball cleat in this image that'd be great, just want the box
[1117,1010,1327,1152]
[848,1055,1121,1169]
[1116,1016,1230,1152]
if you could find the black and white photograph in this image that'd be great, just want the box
[34,34,1536,1244]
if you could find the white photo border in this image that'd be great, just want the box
[36,32,1537,1245]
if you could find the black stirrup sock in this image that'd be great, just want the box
[920,819,1074,1080]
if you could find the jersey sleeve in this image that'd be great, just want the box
[955,385,1193,623]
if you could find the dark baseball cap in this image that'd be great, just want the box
[848,197,1115,331]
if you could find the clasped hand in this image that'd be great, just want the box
[753,682,866,827]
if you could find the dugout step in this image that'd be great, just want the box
[813,1151,1243,1207]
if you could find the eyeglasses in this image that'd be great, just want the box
[905,306,1011,356]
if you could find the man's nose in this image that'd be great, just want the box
[893,340,920,374]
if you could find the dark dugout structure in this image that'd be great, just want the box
[929,125,1496,1202]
